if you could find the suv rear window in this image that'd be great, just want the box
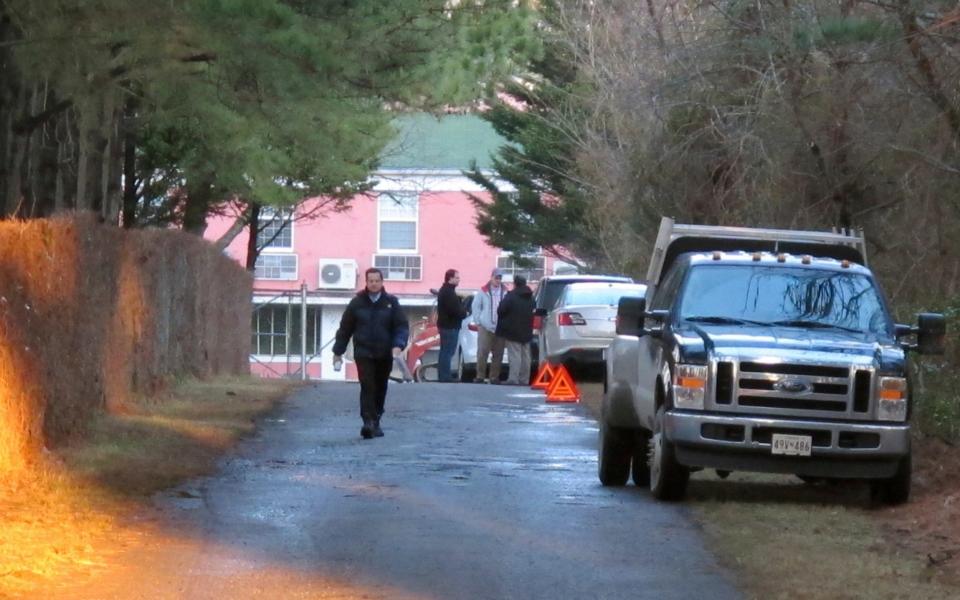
[535,277,633,311]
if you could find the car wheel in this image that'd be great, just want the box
[415,362,439,382]
[870,454,911,506]
[413,360,424,382]
[649,405,689,501]
[598,423,631,486]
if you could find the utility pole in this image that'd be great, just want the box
[300,281,308,380]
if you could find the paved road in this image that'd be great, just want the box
[65,382,739,600]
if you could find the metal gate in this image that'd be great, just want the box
[250,283,330,380]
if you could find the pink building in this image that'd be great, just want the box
[205,114,571,380]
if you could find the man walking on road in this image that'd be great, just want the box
[436,268,467,382]
[333,268,409,439]
[471,268,507,383]
[497,275,535,385]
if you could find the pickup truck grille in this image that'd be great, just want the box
[717,360,873,418]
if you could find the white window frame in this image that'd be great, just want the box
[254,254,299,281]
[377,192,419,253]
[258,208,294,253]
[251,304,322,357]
[372,254,423,282]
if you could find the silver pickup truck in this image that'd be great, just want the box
[600,218,946,504]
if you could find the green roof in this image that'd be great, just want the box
[379,113,507,171]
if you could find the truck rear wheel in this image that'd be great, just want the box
[632,432,651,486]
[598,423,631,486]
[649,406,689,501]
[870,454,911,506]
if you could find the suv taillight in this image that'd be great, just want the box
[558,312,587,326]
[532,315,542,331]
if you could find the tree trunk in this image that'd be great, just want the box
[245,203,262,272]
[4,82,28,216]
[75,108,91,213]
[182,176,214,235]
[121,99,138,227]
[214,208,251,252]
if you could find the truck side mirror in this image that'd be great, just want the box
[616,297,646,336]
[916,313,946,355]
[644,309,669,339]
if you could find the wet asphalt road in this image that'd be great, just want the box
[68,382,740,599]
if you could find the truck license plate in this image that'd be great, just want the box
[771,434,812,456]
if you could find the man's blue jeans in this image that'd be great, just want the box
[437,327,460,382]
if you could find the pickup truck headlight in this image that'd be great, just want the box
[674,364,707,410]
[877,376,908,422]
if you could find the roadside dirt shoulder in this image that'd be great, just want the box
[876,438,960,583]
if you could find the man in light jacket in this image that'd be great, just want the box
[471,268,508,383]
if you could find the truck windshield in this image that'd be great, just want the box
[679,265,892,335]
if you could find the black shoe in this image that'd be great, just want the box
[361,420,374,439]
[372,418,384,437]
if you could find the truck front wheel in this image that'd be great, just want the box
[649,406,689,501]
[870,454,911,506]
[598,423,631,486]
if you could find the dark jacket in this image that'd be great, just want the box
[333,290,409,359]
[436,282,466,330]
[496,284,535,343]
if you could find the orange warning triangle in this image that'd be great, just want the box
[546,365,580,403]
[531,362,556,390]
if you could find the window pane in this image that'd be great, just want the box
[288,309,302,354]
[257,210,293,249]
[380,222,416,250]
[307,307,321,354]
[374,254,421,280]
[258,334,272,354]
[255,255,298,280]
[379,192,418,220]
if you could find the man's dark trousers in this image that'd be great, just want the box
[355,356,394,423]
[437,327,460,382]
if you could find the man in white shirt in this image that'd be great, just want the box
[471,268,508,383]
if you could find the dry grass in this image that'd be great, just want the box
[578,383,960,599]
[0,376,297,598]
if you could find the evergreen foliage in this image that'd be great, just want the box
[0,0,536,239]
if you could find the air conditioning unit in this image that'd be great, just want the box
[318,258,358,290]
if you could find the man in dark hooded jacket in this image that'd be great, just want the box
[436,268,467,382]
[496,275,535,385]
[333,268,409,439]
